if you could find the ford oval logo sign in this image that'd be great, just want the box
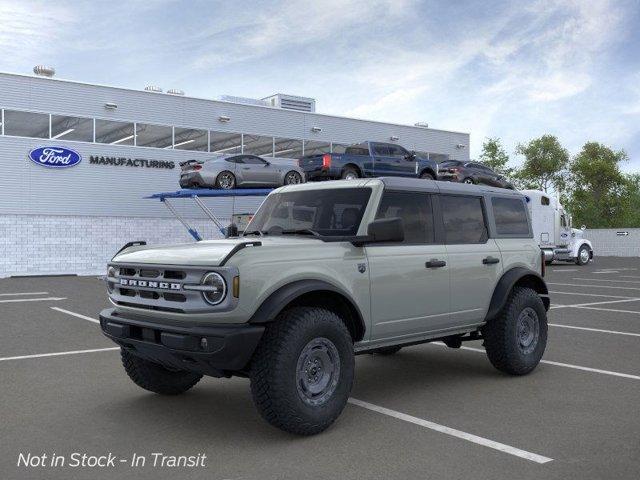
[28,146,82,168]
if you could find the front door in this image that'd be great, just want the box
[387,144,417,177]
[240,156,279,185]
[367,190,451,341]
[439,194,502,327]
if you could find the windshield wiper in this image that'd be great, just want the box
[280,228,321,237]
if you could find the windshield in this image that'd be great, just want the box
[244,188,372,237]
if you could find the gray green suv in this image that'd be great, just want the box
[100,177,550,435]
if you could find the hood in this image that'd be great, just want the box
[112,236,323,266]
[571,228,585,239]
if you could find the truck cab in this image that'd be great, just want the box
[522,190,593,265]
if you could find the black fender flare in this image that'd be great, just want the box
[485,267,549,321]
[248,280,366,340]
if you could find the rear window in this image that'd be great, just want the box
[492,197,530,236]
[440,195,488,244]
[440,160,461,167]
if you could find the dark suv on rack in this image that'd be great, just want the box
[438,160,514,189]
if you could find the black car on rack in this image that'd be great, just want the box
[438,160,514,189]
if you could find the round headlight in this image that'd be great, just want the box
[107,266,116,277]
[106,266,116,293]
[201,272,226,305]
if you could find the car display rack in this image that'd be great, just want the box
[146,188,273,241]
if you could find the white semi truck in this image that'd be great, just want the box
[521,190,593,266]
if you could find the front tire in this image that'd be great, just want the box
[482,287,547,375]
[215,171,236,189]
[121,349,202,395]
[576,245,591,265]
[420,171,435,180]
[463,177,475,184]
[250,307,354,435]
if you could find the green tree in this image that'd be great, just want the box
[621,174,640,227]
[479,137,513,177]
[566,142,630,228]
[515,135,569,192]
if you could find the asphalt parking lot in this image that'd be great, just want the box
[1,257,639,480]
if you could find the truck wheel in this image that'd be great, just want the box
[576,245,591,265]
[481,287,547,376]
[250,307,354,435]
[420,171,435,180]
[215,171,236,189]
[341,167,359,180]
[120,349,202,395]
[374,345,402,355]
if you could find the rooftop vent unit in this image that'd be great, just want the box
[144,85,163,93]
[414,122,429,128]
[219,95,270,107]
[33,65,55,77]
[262,94,316,113]
[167,89,185,96]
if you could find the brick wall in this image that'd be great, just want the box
[0,214,225,277]
[583,228,640,257]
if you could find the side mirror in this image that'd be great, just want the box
[225,224,239,238]
[263,160,271,166]
[366,218,404,243]
[581,225,586,231]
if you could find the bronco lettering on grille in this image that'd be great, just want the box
[119,279,181,290]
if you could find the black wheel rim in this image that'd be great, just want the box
[296,337,341,406]
[218,173,234,189]
[517,307,540,355]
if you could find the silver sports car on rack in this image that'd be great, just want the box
[179,154,306,189]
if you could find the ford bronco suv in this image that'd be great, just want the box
[100,178,549,435]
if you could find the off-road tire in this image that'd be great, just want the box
[374,345,402,355]
[121,349,202,395]
[420,171,435,180]
[482,287,547,376]
[341,167,359,180]
[250,307,354,435]
[576,245,591,265]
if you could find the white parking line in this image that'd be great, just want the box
[572,278,640,285]
[548,269,578,272]
[550,298,640,309]
[0,292,49,297]
[441,345,640,381]
[549,291,638,299]
[348,398,552,464]
[592,271,619,274]
[50,307,99,324]
[620,275,640,279]
[572,306,640,315]
[547,283,640,291]
[0,347,119,362]
[0,297,67,304]
[549,323,640,337]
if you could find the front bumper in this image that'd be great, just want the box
[99,308,264,377]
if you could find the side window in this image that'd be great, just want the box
[541,196,550,206]
[440,195,488,244]
[373,144,390,156]
[243,156,267,165]
[387,145,408,158]
[225,156,244,164]
[375,191,434,244]
[492,197,530,236]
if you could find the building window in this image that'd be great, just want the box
[303,140,331,156]
[51,114,93,142]
[273,137,303,158]
[136,123,173,148]
[3,110,49,138]
[210,131,242,154]
[173,127,208,151]
[95,119,135,145]
[243,134,274,156]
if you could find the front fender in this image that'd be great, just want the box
[572,239,593,257]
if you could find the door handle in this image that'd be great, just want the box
[242,167,250,170]
[426,259,446,268]
[483,256,500,265]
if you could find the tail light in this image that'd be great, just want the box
[450,167,460,173]
[322,154,331,169]
[193,164,202,171]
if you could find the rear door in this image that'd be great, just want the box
[440,194,502,327]
[367,190,451,341]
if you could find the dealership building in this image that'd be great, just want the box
[0,69,470,277]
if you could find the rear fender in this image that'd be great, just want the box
[485,267,549,322]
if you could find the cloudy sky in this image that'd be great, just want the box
[1,0,638,171]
